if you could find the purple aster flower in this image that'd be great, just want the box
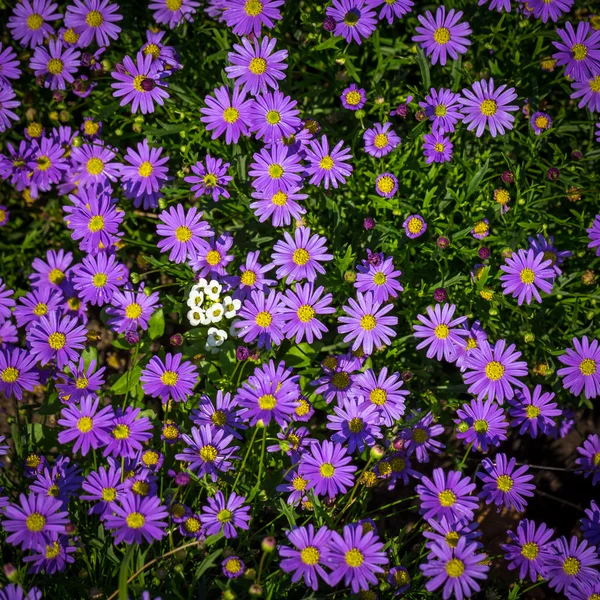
[304,134,353,189]
[111,52,169,115]
[178,513,203,539]
[156,204,213,264]
[250,90,301,144]
[311,353,362,404]
[423,517,482,553]
[582,500,600,547]
[328,523,389,593]
[527,0,574,23]
[0,279,15,321]
[200,85,254,144]
[100,407,153,458]
[0,319,19,350]
[471,219,490,239]
[588,215,600,256]
[201,491,250,539]
[570,75,600,112]
[569,581,600,600]
[325,0,377,45]
[192,390,247,440]
[403,214,427,238]
[276,467,310,506]
[455,398,509,452]
[29,39,80,91]
[149,0,199,28]
[27,137,69,192]
[280,282,335,344]
[22,533,76,574]
[190,233,235,277]
[30,249,73,290]
[388,565,411,595]
[545,536,600,593]
[420,87,463,133]
[64,0,122,47]
[57,396,113,456]
[529,233,571,275]
[140,353,198,403]
[223,0,284,37]
[453,321,488,371]
[355,253,403,303]
[412,6,472,66]
[55,357,105,404]
[423,132,453,164]
[421,537,489,599]
[13,286,63,331]
[507,385,561,438]
[28,312,87,369]
[0,585,42,600]
[231,250,275,301]
[71,143,120,189]
[8,0,61,48]
[222,555,245,579]
[249,144,304,196]
[71,253,128,307]
[363,122,401,157]
[299,440,356,498]
[235,289,285,349]
[463,339,528,403]
[2,493,69,550]
[185,155,232,202]
[0,348,39,401]
[0,87,20,133]
[106,283,161,334]
[413,303,468,362]
[0,43,22,87]
[279,524,332,591]
[374,172,398,198]
[326,397,382,453]
[417,467,478,523]
[558,336,600,399]
[140,30,181,71]
[340,83,367,110]
[575,434,600,485]
[502,518,554,582]
[399,411,446,463]
[104,495,167,545]
[121,139,169,205]
[250,186,307,227]
[225,36,288,96]
[376,452,419,490]
[175,425,238,481]
[367,0,413,25]
[477,453,535,512]
[354,367,408,426]
[29,457,83,509]
[459,78,518,138]
[530,111,552,135]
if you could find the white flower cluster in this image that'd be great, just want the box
[186,279,241,353]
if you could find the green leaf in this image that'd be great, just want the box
[148,308,165,340]
[80,346,98,370]
[415,47,431,91]
[118,545,134,600]
[315,36,340,51]
[110,365,142,395]
[193,549,222,580]
[465,159,490,201]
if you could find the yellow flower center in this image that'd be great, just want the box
[520,268,535,284]
[160,371,179,386]
[268,164,284,179]
[292,248,310,265]
[36,156,51,171]
[535,116,549,129]
[445,558,465,578]
[26,14,44,30]
[26,513,46,532]
[163,424,179,439]
[86,10,104,27]
[49,268,65,284]
[203,173,217,187]
[438,489,456,507]
[466,337,478,350]
[348,417,364,433]
[345,90,362,106]
[27,122,43,137]
[87,214,105,232]
[445,531,460,548]
[126,512,145,529]
[255,311,272,328]
[590,76,600,93]
[377,176,395,194]
[144,43,161,59]
[123,303,142,320]
[132,481,150,496]
[271,191,288,206]
[112,424,130,439]
[496,474,514,492]
[434,143,445,153]
[199,445,218,462]
[1,367,19,383]
[435,104,447,116]
[83,121,99,137]
[138,161,153,177]
[369,388,387,405]
[473,221,489,236]
[216,508,231,523]
[258,394,277,410]
[434,324,450,339]
[133,75,147,92]
[345,548,364,567]
[480,99,498,117]
[241,270,257,286]
[86,157,104,175]
[407,217,423,234]
[373,273,387,286]
[595,452,600,466]
[297,305,315,323]
[45,541,61,559]
[300,546,320,565]
[47,59,64,75]
[26,454,41,468]
[521,542,539,560]
[32,302,48,317]
[184,516,201,532]
[473,419,488,433]
[495,189,510,205]
[319,156,334,170]
[413,428,428,443]
[580,358,597,376]
[562,557,580,576]
[48,332,66,350]
[485,361,505,381]
[93,273,108,287]
[344,10,359,26]
[266,110,281,125]
[296,399,310,416]
[390,457,406,472]
[572,43,588,61]
[225,558,242,574]
[433,27,451,44]
[77,416,93,433]
[166,0,183,10]
[360,314,376,331]
[244,0,263,16]
[211,410,227,426]
[332,371,350,390]
[374,133,388,148]
[526,405,541,419]
[206,250,221,266]
[320,462,335,478]
[249,57,267,74]
[175,226,192,242]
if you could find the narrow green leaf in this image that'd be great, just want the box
[118,545,134,600]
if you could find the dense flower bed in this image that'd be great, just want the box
[0,0,600,599]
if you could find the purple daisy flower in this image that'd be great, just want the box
[423,132,453,164]
[30,249,73,290]
[27,137,69,192]
[455,398,509,452]
[527,0,574,23]
[71,143,120,189]
[412,6,472,66]
[56,397,113,456]
[340,83,367,111]
[530,111,552,135]
[225,36,288,96]
[0,348,39,401]
[420,537,489,600]
[100,407,153,458]
[338,292,397,355]
[325,0,377,45]
[201,491,250,539]
[575,434,600,486]
[355,253,403,303]
[0,320,19,350]
[0,279,15,321]
[399,410,446,463]
[367,0,413,25]
[222,556,245,579]
[304,134,353,189]
[156,204,213,264]
[423,517,482,553]
[30,39,80,91]
[416,467,478,523]
[185,155,232,202]
[420,87,463,133]
[478,453,535,512]
[328,523,389,593]
[250,186,307,227]
[354,367,408,426]
[311,353,363,404]
[200,85,254,144]
[235,289,285,349]
[403,214,427,238]
[106,283,161,334]
[140,353,198,404]
[569,581,600,600]
[111,52,169,115]
[582,500,600,547]
[375,172,398,198]
[507,385,561,438]
[299,440,356,498]
[140,30,181,71]
[248,144,304,196]
[13,286,63,330]
[459,78,518,138]
[453,321,488,371]
[71,253,128,307]
[363,121,401,157]
[149,0,200,28]
[23,533,76,574]
[376,452,419,490]
[558,336,600,399]
[326,397,382,453]
[104,495,168,545]
[175,425,238,481]
[55,357,105,405]
[280,282,335,344]
[191,390,247,440]
[500,248,555,305]
[223,0,284,37]
[570,75,600,112]
[502,518,554,582]
[250,90,301,144]
[232,250,276,301]
[545,536,600,593]
[471,219,490,239]
[0,585,42,600]
[0,43,22,87]
[0,87,20,134]
[190,233,235,277]
[64,0,122,47]
[413,303,468,362]
[279,524,332,591]
[463,339,528,403]
[121,139,170,206]
[28,312,87,369]
[528,233,571,275]
[8,0,61,48]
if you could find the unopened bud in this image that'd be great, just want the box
[261,536,277,553]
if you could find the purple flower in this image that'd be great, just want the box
[354,367,408,426]
[582,500,600,547]
[0,43,22,87]
[575,434,600,485]
[64,0,122,47]
[403,214,427,238]
[232,251,276,301]
[500,248,555,305]
[558,336,600,399]
[471,219,490,239]
[14,287,63,330]
[459,78,518,137]
[28,137,69,192]
[355,253,403,303]
[527,0,574,23]
[299,440,356,498]
[0,585,42,600]
[413,303,468,362]
[30,249,73,289]
[200,85,254,144]
[528,233,571,275]
[571,75,600,112]
[507,385,561,438]
[326,397,383,453]
[463,339,528,403]
[545,536,600,593]
[423,516,482,553]
[57,397,113,456]
[412,6,472,66]
[222,556,245,579]
[340,84,366,110]
[250,90,301,144]
[22,533,76,574]
[71,143,120,189]
[223,0,284,37]
[311,353,362,404]
[325,0,377,45]
[248,144,304,196]
[250,186,307,227]
[100,407,153,458]
[455,398,508,452]
[279,524,332,591]
[374,172,398,198]
[0,87,20,133]
[104,495,168,545]
[191,390,247,440]
[106,283,161,334]
[225,36,288,96]
[149,0,199,28]
[367,0,413,25]
[71,253,128,307]
[399,411,445,463]
[328,524,389,593]
[189,233,235,277]
[304,134,353,189]
[423,132,453,164]
[235,289,285,349]
[530,111,552,135]
[30,39,80,91]
[8,0,61,48]
[185,155,232,202]
[201,491,250,539]
[363,121,401,157]
[419,87,463,133]
[569,581,600,600]
[140,353,198,403]
[0,348,39,401]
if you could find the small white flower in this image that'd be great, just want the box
[222,296,241,319]
[187,308,205,327]
[187,290,204,309]
[206,302,225,324]
[205,280,222,301]
[205,327,228,353]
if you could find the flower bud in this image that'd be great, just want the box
[392,438,405,451]
[370,444,385,460]
[433,288,447,303]
[236,346,249,361]
[222,591,236,600]
[401,371,413,381]
[344,270,357,283]
[3,564,17,582]
[355,109,366,119]
[249,585,263,597]
[363,217,375,230]
[261,536,277,553]
[478,247,490,260]
[244,568,256,580]
[170,333,183,347]
[524,332,535,343]
[457,421,470,433]
[125,331,140,345]
[437,236,450,249]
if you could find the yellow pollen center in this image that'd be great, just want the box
[241,270,257,286]
[572,43,588,61]
[496,474,514,492]
[249,57,267,74]
[344,10,359,26]
[203,174,217,187]
[86,157,104,176]
[93,273,108,287]
[86,10,104,27]
[369,388,387,405]
[390,457,406,472]
[434,324,450,339]
[144,43,161,59]
[580,358,597,376]
[300,546,320,565]
[211,410,227,426]
[45,541,61,559]
[438,489,456,507]
[83,120,99,136]
[268,164,284,178]
[33,302,48,317]
[48,332,66,350]
[26,513,46,532]
[125,303,142,319]
[535,116,549,129]
[407,217,423,234]
[133,75,147,92]
[296,399,310,416]
[485,361,505,381]
[126,512,145,529]
[175,226,192,242]
[297,305,315,323]
[77,416,93,433]
[292,248,310,265]
[360,314,376,331]
[132,481,150,496]
[1,367,19,383]
[165,0,183,10]
[473,419,488,433]
[244,0,263,16]
[563,557,581,576]
[266,110,281,125]
[49,268,65,284]
[184,516,201,532]
[292,475,307,490]
[163,424,179,439]
[345,91,362,106]
[445,531,460,548]
[435,104,447,116]
[590,76,600,93]
[27,13,44,29]
[332,371,350,390]
[377,176,395,194]
[26,455,41,468]
[255,311,272,328]
[36,156,51,171]
[520,268,535,284]
[47,59,64,75]
[433,27,451,44]
[271,191,287,206]
[138,161,153,177]
[160,370,178,386]
[112,424,130,440]
[320,462,335,477]
[348,417,364,433]
[445,559,465,578]
[258,394,277,410]
[480,99,498,116]
[521,542,539,559]
[413,428,428,443]
[28,123,43,137]
[434,143,445,153]
[319,156,334,170]
[526,405,541,419]
[199,445,218,462]
[374,133,388,148]
[88,215,104,232]
[223,107,239,123]
[143,451,159,466]
[345,548,364,567]
[206,250,221,266]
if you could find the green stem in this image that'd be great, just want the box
[232,426,259,493]
[458,442,473,471]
